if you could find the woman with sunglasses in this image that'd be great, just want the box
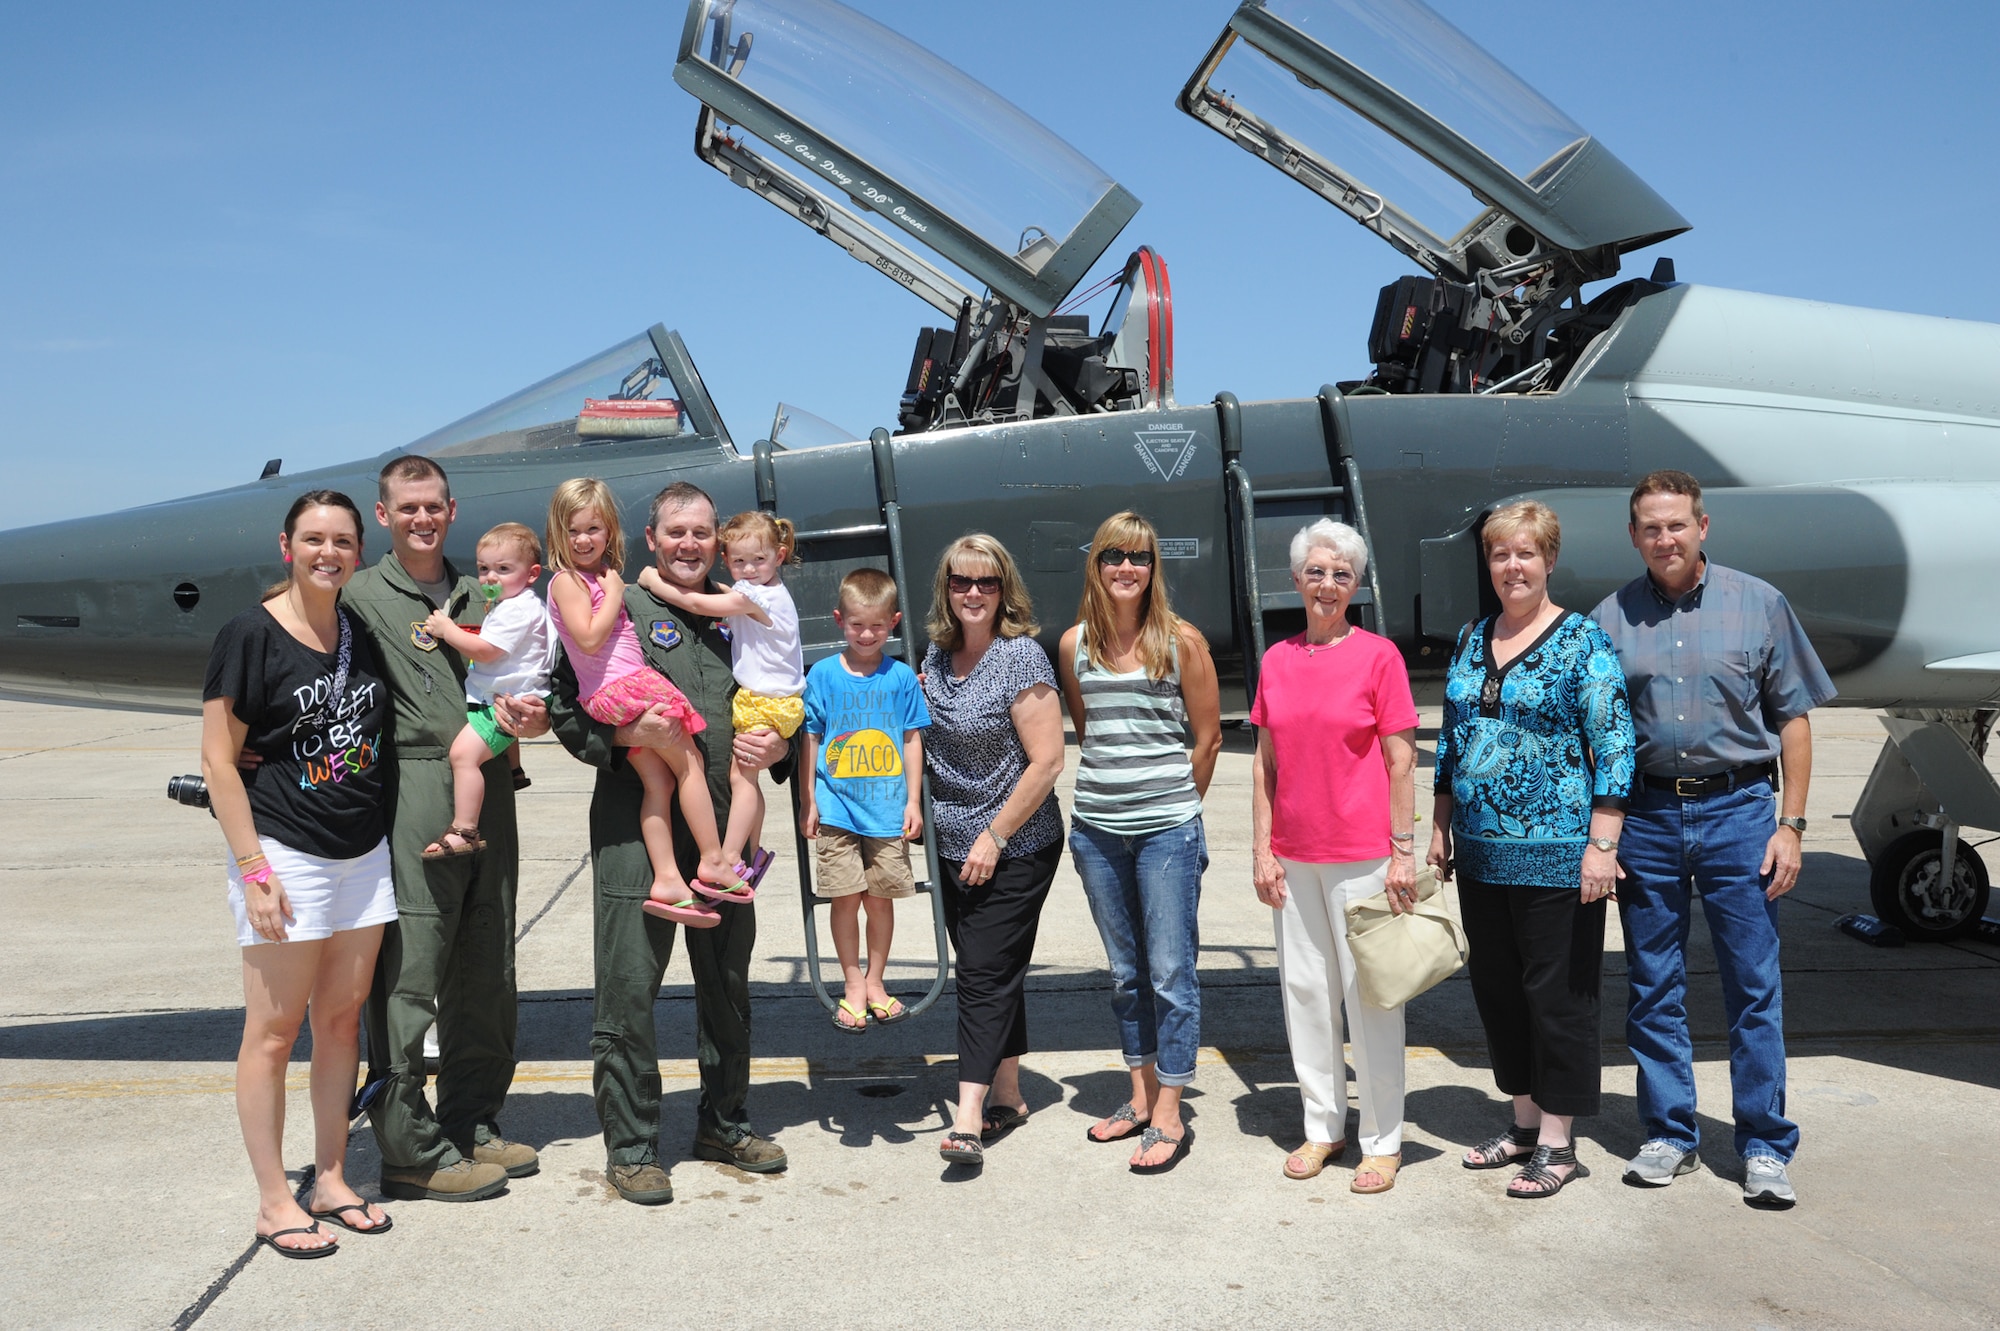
[1057,513,1221,1173]
[1250,519,1419,1193]
[921,534,1066,1168]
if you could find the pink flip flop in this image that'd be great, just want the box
[642,896,722,928]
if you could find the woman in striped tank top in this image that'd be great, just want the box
[1057,512,1222,1173]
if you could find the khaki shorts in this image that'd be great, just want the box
[814,827,916,899]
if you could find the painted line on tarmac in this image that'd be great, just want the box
[0,720,192,763]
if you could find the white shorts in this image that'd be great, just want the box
[228,837,396,948]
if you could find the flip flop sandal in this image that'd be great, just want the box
[1350,1153,1401,1194]
[1086,1103,1150,1144]
[254,1222,337,1259]
[1507,1144,1590,1200]
[866,997,909,1026]
[1284,1141,1345,1179]
[420,826,486,860]
[743,847,776,887]
[979,1104,1028,1142]
[831,999,869,1033]
[310,1201,394,1235]
[642,896,722,928]
[690,875,756,904]
[1130,1125,1191,1175]
[939,1132,984,1165]
[1463,1123,1539,1170]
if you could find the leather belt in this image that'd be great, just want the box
[1641,761,1776,798]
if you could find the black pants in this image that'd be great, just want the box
[940,841,1062,1086]
[1459,880,1606,1118]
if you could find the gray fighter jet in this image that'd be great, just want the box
[2,0,1996,941]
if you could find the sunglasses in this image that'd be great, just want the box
[1097,547,1156,568]
[947,573,1002,595]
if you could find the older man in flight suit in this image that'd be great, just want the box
[344,455,544,1200]
[1593,469,1836,1210]
[547,480,792,1204]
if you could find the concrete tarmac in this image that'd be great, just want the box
[2,698,1997,1329]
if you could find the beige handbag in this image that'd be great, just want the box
[1343,865,1468,1010]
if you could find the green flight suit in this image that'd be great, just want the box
[547,583,790,1166]
[344,551,520,1170]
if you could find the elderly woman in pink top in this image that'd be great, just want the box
[1250,519,1419,1195]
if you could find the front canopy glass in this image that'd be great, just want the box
[676,0,1139,315]
[406,335,689,458]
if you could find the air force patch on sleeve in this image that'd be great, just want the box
[649,619,682,650]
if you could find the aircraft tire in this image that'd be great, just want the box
[1867,831,1991,941]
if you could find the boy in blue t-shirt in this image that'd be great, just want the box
[800,568,932,1033]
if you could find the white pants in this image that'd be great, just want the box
[1274,857,1406,1155]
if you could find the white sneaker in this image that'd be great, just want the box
[1624,1139,1700,1187]
[1743,1155,1797,1209]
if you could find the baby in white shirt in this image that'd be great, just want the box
[419,523,555,859]
[638,511,805,896]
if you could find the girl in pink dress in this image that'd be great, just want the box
[546,478,740,927]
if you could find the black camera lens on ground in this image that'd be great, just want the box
[167,774,211,809]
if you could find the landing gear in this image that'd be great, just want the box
[1868,830,1990,941]
[1851,709,2000,942]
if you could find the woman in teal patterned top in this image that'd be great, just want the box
[1427,501,1634,1201]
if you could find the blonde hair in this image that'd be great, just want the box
[1076,511,1187,681]
[839,567,900,615]
[719,511,798,565]
[545,477,625,576]
[478,521,542,565]
[1483,500,1561,564]
[927,533,1037,651]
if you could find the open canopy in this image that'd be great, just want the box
[674,0,1140,317]
[1180,0,1689,282]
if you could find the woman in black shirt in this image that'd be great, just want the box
[201,490,395,1257]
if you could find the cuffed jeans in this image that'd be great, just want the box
[1619,777,1798,1162]
[1069,816,1207,1087]
[1275,857,1405,1156]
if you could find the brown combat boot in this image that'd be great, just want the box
[467,1135,540,1178]
[607,1162,674,1205]
[692,1129,788,1174]
[379,1158,508,1202]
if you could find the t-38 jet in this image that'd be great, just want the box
[2,0,1997,941]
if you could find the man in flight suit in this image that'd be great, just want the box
[547,481,792,1204]
[344,455,544,1200]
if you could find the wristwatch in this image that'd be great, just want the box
[986,826,1010,854]
[1588,836,1620,853]
[1778,816,1808,834]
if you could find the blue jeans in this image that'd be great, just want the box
[1619,778,1797,1161]
[1068,816,1207,1086]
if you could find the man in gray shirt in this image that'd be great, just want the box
[1592,470,1835,1209]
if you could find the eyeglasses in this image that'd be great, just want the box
[947,573,1002,595]
[1300,567,1355,586]
[1097,547,1156,568]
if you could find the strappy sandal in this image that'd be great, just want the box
[1130,1125,1190,1175]
[641,895,722,928]
[1085,1103,1149,1143]
[980,1104,1028,1142]
[939,1132,984,1165]
[1507,1143,1590,1199]
[1463,1123,1539,1170]
[1284,1141,1345,1180]
[420,825,485,860]
[1351,1153,1401,1194]
[511,769,532,792]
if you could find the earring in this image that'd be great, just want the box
[283,553,293,563]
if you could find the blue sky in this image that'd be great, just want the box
[4,1,1996,530]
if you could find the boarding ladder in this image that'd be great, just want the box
[753,429,951,1019]
[1218,385,1386,704]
